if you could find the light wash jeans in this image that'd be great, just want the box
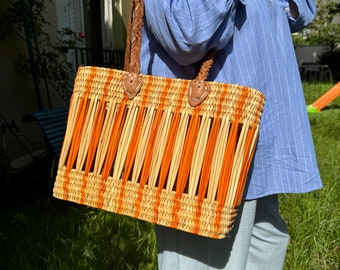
[156,195,289,270]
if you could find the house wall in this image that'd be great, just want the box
[0,0,128,164]
[110,0,129,50]
[0,1,62,164]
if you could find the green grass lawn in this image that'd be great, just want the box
[0,82,339,270]
[280,83,340,269]
[280,81,340,270]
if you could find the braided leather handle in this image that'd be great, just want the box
[123,0,215,106]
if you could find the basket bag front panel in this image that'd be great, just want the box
[53,66,265,239]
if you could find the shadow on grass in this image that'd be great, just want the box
[0,155,157,270]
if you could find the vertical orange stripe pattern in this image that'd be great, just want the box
[62,67,97,200]
[170,107,201,228]
[153,80,189,223]
[133,78,172,218]
[117,75,154,213]
[193,83,229,234]
[212,86,249,237]
[233,94,264,207]
[80,69,115,204]
[97,97,128,208]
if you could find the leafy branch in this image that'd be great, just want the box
[293,0,340,50]
[0,0,85,106]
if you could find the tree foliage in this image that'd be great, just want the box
[0,0,84,106]
[293,0,340,50]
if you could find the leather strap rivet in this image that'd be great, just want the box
[122,73,143,99]
[188,80,211,107]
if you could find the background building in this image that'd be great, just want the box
[0,0,128,170]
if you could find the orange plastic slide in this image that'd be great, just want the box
[307,82,340,113]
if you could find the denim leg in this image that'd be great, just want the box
[246,195,289,270]
[156,199,257,270]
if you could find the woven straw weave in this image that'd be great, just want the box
[53,66,265,239]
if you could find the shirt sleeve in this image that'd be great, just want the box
[277,0,316,33]
[144,0,244,65]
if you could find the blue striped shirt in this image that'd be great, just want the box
[140,0,322,200]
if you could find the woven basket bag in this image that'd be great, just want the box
[53,0,265,239]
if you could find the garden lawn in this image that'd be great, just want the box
[280,82,340,270]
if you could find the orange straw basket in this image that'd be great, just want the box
[53,0,265,239]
